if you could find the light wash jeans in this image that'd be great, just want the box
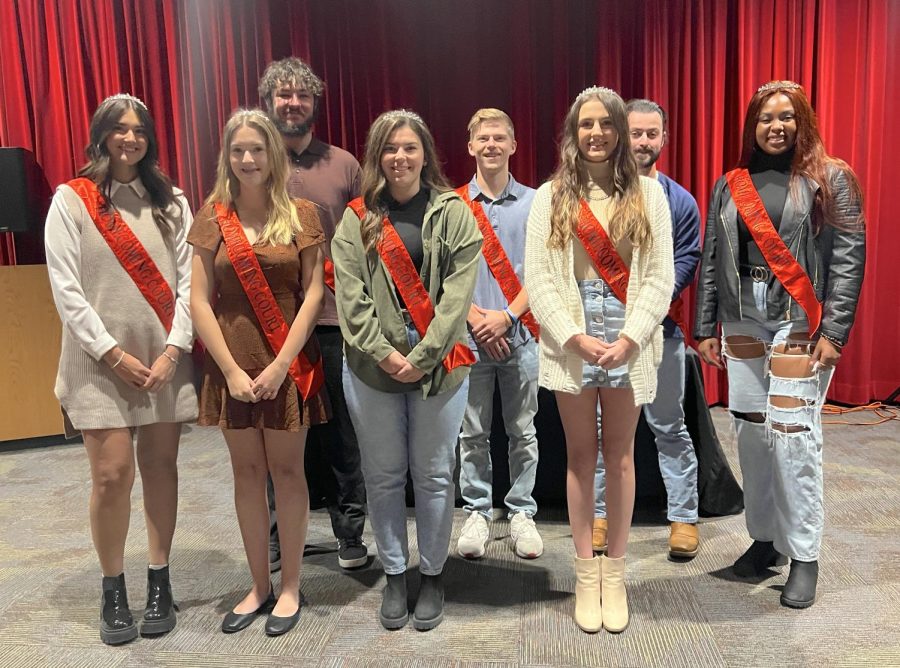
[579,279,630,388]
[722,278,832,561]
[342,323,469,576]
[458,339,539,519]
[594,334,700,523]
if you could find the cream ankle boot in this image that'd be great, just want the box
[600,554,628,632]
[573,555,602,632]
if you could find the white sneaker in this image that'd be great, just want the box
[457,513,489,559]
[510,513,543,559]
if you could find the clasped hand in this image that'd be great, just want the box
[470,306,512,361]
[226,360,289,403]
[378,350,425,383]
[567,333,636,369]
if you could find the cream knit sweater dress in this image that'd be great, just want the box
[45,180,198,431]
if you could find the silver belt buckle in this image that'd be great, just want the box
[750,266,769,282]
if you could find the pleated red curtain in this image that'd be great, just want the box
[1,0,896,404]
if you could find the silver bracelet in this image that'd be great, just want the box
[162,351,179,366]
[110,350,126,369]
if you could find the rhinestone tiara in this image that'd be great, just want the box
[576,85,618,101]
[757,80,802,94]
[103,92,148,110]
[381,109,425,125]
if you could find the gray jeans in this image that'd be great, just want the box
[458,340,539,519]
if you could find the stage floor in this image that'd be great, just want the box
[0,408,897,667]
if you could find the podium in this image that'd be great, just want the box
[0,265,64,440]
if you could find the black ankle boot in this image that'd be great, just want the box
[100,573,138,645]
[781,559,818,608]
[379,573,409,630]
[733,540,788,577]
[412,573,444,631]
[141,566,178,636]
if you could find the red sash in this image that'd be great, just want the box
[575,199,691,338]
[348,198,475,373]
[454,185,540,340]
[725,168,822,334]
[323,257,336,293]
[214,203,325,400]
[68,177,174,332]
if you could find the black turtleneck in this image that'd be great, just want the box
[739,148,794,268]
[384,187,429,273]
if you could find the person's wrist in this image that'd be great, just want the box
[103,346,123,366]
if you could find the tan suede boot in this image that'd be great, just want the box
[600,555,628,633]
[573,556,602,633]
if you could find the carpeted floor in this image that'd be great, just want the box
[0,408,898,667]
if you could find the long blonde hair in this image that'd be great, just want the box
[548,88,651,251]
[358,110,451,251]
[205,108,301,245]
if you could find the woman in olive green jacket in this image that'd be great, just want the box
[332,109,481,632]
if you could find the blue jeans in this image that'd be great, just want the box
[342,358,468,576]
[579,279,630,389]
[594,334,699,522]
[458,340,539,519]
[721,278,832,561]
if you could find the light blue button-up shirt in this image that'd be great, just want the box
[465,173,536,352]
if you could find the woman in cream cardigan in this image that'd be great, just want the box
[524,86,673,634]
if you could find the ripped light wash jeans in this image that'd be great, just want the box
[722,278,833,561]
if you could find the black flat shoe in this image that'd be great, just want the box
[265,607,301,636]
[100,573,138,646]
[781,559,818,608]
[733,540,788,577]
[141,566,178,636]
[221,590,276,634]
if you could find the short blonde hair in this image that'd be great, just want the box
[467,108,515,139]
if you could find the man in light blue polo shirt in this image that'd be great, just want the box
[455,109,541,560]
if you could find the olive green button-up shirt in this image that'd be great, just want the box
[332,189,482,397]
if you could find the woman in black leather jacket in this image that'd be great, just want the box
[694,81,865,609]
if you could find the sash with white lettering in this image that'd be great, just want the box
[214,203,325,400]
[575,200,691,338]
[348,198,475,373]
[68,177,174,332]
[725,168,822,334]
[454,185,540,340]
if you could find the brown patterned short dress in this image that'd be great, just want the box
[187,200,331,431]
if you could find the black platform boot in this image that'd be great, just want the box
[100,573,138,646]
[141,566,178,636]
[781,559,818,608]
[732,540,788,577]
[379,573,409,630]
[412,573,444,631]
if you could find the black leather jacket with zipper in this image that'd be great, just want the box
[693,166,865,345]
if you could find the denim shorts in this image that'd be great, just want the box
[579,278,630,389]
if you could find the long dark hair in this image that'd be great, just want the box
[78,95,182,243]
[738,81,863,233]
[358,110,451,251]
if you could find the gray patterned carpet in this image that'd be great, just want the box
[0,408,898,667]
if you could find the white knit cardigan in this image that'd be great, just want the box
[523,177,674,405]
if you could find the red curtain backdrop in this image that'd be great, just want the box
[1,0,896,405]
